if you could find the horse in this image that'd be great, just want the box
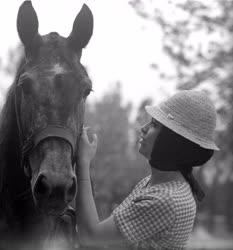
[0,1,93,249]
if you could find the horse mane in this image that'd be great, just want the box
[0,57,30,225]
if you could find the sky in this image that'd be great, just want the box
[0,0,178,110]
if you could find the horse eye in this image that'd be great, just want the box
[83,88,92,98]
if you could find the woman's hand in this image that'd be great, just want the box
[78,127,98,167]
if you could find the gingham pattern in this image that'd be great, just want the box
[112,176,196,249]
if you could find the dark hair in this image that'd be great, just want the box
[150,126,214,170]
[149,126,214,201]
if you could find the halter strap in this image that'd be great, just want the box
[14,67,25,147]
[22,125,76,158]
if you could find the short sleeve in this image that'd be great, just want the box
[113,193,176,244]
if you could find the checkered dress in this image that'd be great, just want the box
[112,176,196,250]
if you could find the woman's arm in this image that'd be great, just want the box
[76,127,124,247]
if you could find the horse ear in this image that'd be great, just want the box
[68,4,94,51]
[17,1,40,51]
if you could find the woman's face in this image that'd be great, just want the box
[138,118,163,159]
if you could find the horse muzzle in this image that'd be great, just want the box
[32,170,77,215]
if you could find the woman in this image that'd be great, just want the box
[76,90,219,249]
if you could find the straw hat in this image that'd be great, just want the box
[145,90,219,151]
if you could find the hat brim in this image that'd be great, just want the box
[145,105,220,151]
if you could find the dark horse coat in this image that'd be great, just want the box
[0,1,93,249]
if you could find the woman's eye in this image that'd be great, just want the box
[151,121,157,127]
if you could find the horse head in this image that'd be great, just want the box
[15,1,93,216]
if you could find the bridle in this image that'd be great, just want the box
[14,64,80,178]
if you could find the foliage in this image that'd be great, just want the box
[4,45,23,76]
[130,1,232,91]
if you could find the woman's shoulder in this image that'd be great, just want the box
[146,179,192,195]
[134,175,151,189]
[121,177,195,213]
[137,180,195,207]
[132,181,178,208]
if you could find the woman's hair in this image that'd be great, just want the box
[149,126,214,201]
[149,126,214,171]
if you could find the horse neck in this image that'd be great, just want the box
[0,85,34,226]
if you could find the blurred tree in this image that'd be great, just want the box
[3,44,23,76]
[0,45,23,103]
[129,1,232,91]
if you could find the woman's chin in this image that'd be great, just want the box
[138,143,150,160]
[138,144,148,158]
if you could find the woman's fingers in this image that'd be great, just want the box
[82,126,97,145]
[81,126,90,140]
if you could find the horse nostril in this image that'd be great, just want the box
[34,174,50,198]
[66,177,77,203]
